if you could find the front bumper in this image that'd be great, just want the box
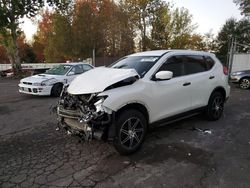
[57,105,113,140]
[18,83,52,96]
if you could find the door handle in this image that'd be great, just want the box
[183,82,191,86]
[209,76,215,79]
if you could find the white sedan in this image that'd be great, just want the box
[19,63,93,97]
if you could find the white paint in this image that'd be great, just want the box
[68,50,230,124]
[18,63,93,96]
[68,67,139,95]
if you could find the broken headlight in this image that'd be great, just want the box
[94,96,108,112]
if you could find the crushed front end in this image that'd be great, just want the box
[57,86,114,141]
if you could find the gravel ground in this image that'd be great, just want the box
[0,78,250,188]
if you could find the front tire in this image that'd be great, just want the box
[51,83,63,97]
[114,109,147,155]
[239,78,250,90]
[205,92,225,121]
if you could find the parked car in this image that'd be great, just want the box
[57,50,230,155]
[230,69,250,89]
[19,63,93,97]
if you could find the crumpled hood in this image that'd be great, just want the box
[20,74,57,83]
[68,67,139,95]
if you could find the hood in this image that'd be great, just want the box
[21,74,60,83]
[68,67,139,95]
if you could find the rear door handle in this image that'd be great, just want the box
[183,82,191,86]
[209,76,215,79]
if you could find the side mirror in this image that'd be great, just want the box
[155,71,173,81]
[67,71,75,76]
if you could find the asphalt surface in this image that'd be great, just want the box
[0,78,250,188]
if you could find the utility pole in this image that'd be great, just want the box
[228,37,235,81]
[92,48,96,67]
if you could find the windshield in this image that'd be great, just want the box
[111,56,160,77]
[45,65,72,75]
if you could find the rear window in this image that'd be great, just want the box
[183,55,207,75]
[204,56,215,70]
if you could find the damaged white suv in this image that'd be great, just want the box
[57,50,230,154]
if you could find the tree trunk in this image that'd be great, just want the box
[11,31,22,76]
[142,15,147,51]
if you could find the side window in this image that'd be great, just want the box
[204,56,215,70]
[75,65,84,74]
[82,64,93,72]
[183,55,207,75]
[157,56,184,78]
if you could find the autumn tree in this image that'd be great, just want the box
[150,5,199,50]
[0,44,9,64]
[32,10,54,63]
[45,12,72,63]
[122,0,165,51]
[0,0,70,75]
[99,0,134,56]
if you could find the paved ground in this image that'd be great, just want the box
[0,78,250,188]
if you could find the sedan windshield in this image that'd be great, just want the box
[111,56,160,77]
[45,65,72,75]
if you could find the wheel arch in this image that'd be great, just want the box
[115,102,149,124]
[50,82,64,96]
[210,86,226,101]
[239,76,250,82]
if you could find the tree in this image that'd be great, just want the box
[32,10,54,63]
[0,43,9,64]
[150,6,198,49]
[234,0,250,17]
[45,12,72,63]
[99,0,134,56]
[0,0,70,75]
[122,0,165,51]
[217,18,250,64]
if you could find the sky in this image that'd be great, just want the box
[172,0,242,34]
[21,0,243,41]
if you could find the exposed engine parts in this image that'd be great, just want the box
[57,86,112,141]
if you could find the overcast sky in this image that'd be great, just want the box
[173,0,242,34]
[21,0,243,41]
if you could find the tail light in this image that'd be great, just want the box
[223,66,228,75]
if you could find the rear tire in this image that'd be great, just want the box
[205,91,225,121]
[239,78,250,90]
[114,109,147,155]
[51,83,63,97]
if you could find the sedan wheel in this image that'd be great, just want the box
[240,78,250,90]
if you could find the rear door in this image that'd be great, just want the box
[182,55,215,108]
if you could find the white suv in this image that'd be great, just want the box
[57,50,230,154]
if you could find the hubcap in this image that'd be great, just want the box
[119,117,144,149]
[240,79,250,89]
[212,96,224,118]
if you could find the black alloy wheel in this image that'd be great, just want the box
[205,92,225,121]
[114,109,147,155]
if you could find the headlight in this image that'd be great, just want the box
[41,78,56,86]
[94,96,108,112]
